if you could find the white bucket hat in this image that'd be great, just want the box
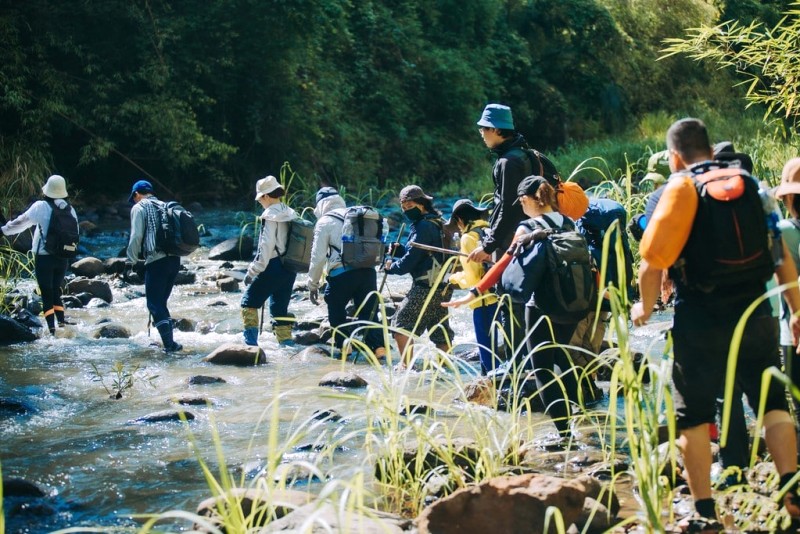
[254,175,282,200]
[42,175,68,199]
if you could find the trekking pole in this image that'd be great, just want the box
[379,223,406,294]
[259,304,265,334]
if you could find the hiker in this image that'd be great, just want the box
[384,185,454,366]
[127,180,183,352]
[241,175,298,347]
[445,176,590,437]
[468,104,588,363]
[775,158,800,425]
[569,197,634,397]
[631,118,800,524]
[446,198,500,375]
[1,174,79,335]
[307,186,386,359]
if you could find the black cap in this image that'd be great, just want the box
[514,175,548,204]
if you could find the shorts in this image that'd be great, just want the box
[391,283,454,346]
[671,309,786,429]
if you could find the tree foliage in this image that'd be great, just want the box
[0,0,790,203]
[663,1,800,129]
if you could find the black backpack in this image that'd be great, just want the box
[43,199,80,259]
[152,200,200,257]
[501,215,596,323]
[508,147,562,187]
[671,163,774,292]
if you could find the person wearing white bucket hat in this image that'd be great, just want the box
[2,174,79,335]
[240,175,298,347]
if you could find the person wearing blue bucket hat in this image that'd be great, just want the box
[127,179,183,352]
[468,103,535,363]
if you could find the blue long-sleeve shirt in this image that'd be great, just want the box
[387,214,444,281]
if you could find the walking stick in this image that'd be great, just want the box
[379,223,406,294]
[259,304,265,334]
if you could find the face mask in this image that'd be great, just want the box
[403,207,423,222]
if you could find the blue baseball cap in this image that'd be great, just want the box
[477,104,515,130]
[128,180,154,203]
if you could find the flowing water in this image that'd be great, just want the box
[0,209,668,532]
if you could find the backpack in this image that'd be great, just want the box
[328,206,387,269]
[510,148,589,220]
[576,199,634,289]
[670,163,774,292]
[501,214,596,323]
[152,200,200,257]
[43,199,80,259]
[280,217,315,273]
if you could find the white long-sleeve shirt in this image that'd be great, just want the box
[307,195,348,291]
[1,199,78,255]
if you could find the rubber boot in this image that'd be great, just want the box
[44,310,56,335]
[274,324,295,347]
[156,321,183,352]
[243,327,259,346]
[54,306,75,326]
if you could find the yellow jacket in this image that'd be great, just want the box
[448,220,498,309]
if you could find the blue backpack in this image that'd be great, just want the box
[575,198,634,291]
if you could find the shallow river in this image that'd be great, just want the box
[0,209,668,532]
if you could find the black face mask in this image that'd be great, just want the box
[403,207,423,222]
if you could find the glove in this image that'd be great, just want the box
[244,273,254,286]
[309,288,319,305]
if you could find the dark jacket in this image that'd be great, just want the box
[484,134,532,255]
[387,213,445,282]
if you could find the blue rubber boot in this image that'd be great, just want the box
[243,327,259,346]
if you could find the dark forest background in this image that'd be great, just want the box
[0,0,793,206]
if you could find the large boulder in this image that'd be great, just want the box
[417,474,588,534]
[0,314,37,344]
[70,257,105,278]
[203,343,266,366]
[208,236,254,261]
[66,277,113,303]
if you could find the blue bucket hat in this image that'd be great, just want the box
[477,104,514,130]
[128,180,154,203]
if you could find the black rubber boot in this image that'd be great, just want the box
[45,312,56,335]
[156,321,183,352]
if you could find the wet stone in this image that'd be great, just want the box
[174,318,196,332]
[312,409,342,422]
[216,276,239,292]
[174,270,196,285]
[318,371,367,389]
[61,295,83,309]
[3,478,46,498]
[188,375,227,385]
[93,323,131,339]
[203,343,267,366]
[70,257,105,278]
[0,315,37,344]
[171,395,212,406]
[0,397,37,416]
[293,330,321,345]
[132,410,195,424]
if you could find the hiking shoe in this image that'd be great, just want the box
[784,488,800,519]
[677,514,723,533]
[164,342,183,353]
[58,319,77,327]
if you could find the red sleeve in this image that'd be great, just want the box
[475,252,513,293]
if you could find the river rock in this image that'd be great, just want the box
[174,318,196,332]
[462,377,495,406]
[216,276,239,292]
[3,478,46,498]
[188,375,227,385]
[10,308,41,330]
[0,397,37,416]
[174,270,196,285]
[93,323,131,339]
[61,295,83,308]
[86,297,110,308]
[203,343,266,366]
[293,330,321,345]
[0,314,37,344]
[66,277,113,303]
[263,502,414,533]
[208,236,254,261]
[70,257,105,278]
[104,257,128,275]
[132,410,195,423]
[171,395,212,406]
[417,474,587,534]
[296,345,332,360]
[318,371,367,389]
[195,488,312,532]
[78,220,98,235]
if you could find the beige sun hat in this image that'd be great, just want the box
[254,175,282,200]
[775,158,800,199]
[42,175,68,199]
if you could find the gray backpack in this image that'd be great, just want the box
[329,206,386,269]
[280,217,315,273]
